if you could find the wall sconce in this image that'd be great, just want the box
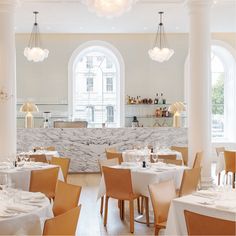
[20,102,39,128]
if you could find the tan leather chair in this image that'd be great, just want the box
[148,180,176,236]
[105,148,123,164]
[43,205,81,236]
[184,210,236,235]
[192,152,203,169]
[158,154,177,160]
[51,157,70,182]
[178,168,201,197]
[98,158,119,215]
[171,146,188,166]
[53,180,81,216]
[224,151,236,188]
[216,147,225,185]
[29,154,48,163]
[34,146,56,151]
[102,166,149,233]
[163,159,182,166]
[29,167,59,199]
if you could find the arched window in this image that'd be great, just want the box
[68,41,125,128]
[185,41,236,142]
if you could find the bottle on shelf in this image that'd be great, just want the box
[161,93,166,104]
[154,93,159,104]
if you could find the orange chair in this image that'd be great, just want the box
[216,147,225,185]
[53,180,81,216]
[29,167,59,199]
[105,148,123,164]
[171,146,188,166]
[192,152,203,169]
[158,154,177,161]
[29,154,48,163]
[98,158,119,215]
[178,168,201,197]
[184,210,236,235]
[51,157,70,182]
[148,180,176,235]
[34,146,56,151]
[224,151,236,188]
[43,205,81,236]
[102,166,149,233]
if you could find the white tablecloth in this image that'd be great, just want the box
[165,189,236,235]
[98,162,187,199]
[123,149,183,164]
[0,190,53,235]
[0,162,64,191]
[23,150,60,161]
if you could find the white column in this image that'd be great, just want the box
[187,0,213,188]
[0,0,17,161]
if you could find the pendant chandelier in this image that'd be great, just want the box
[148,12,174,63]
[84,0,137,18]
[24,12,49,62]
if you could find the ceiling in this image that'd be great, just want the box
[15,0,236,33]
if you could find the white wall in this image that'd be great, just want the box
[16,33,236,128]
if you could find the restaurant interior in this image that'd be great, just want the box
[0,0,236,235]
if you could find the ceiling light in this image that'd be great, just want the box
[83,0,137,18]
[24,12,49,62]
[148,12,174,63]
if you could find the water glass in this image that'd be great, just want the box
[0,173,8,190]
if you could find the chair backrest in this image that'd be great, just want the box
[34,146,56,151]
[224,151,236,173]
[29,167,59,199]
[171,146,188,166]
[163,159,182,166]
[43,205,81,236]
[192,152,203,169]
[98,158,119,174]
[53,180,81,216]
[184,210,236,235]
[102,166,134,199]
[158,154,177,160]
[29,154,48,163]
[216,147,225,157]
[105,148,123,164]
[148,180,176,224]
[179,168,201,197]
[51,157,70,182]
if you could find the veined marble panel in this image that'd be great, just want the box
[17,128,187,172]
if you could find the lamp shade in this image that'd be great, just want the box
[20,102,39,113]
[168,102,185,114]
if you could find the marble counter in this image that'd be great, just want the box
[17,128,187,172]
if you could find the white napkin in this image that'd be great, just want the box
[121,162,138,167]
[194,190,218,198]
[20,191,45,200]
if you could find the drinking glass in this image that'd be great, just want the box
[0,173,8,190]
[152,155,158,163]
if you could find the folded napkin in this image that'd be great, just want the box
[7,203,36,213]
[20,191,45,200]
[194,190,218,198]
[215,200,236,210]
[121,162,138,167]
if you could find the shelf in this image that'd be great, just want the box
[17,103,68,106]
[125,116,172,119]
[125,104,170,106]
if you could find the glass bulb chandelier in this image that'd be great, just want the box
[148,12,174,63]
[84,0,137,18]
[24,12,49,62]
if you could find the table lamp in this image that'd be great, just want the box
[168,102,185,128]
[20,102,39,128]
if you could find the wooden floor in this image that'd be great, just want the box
[67,174,155,236]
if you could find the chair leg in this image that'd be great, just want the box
[129,200,134,233]
[104,196,109,227]
[120,200,125,220]
[100,196,104,215]
[155,225,161,236]
[233,173,235,189]
[137,197,141,214]
[144,197,149,226]
[218,172,221,185]
[140,196,144,214]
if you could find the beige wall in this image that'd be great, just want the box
[16,33,236,126]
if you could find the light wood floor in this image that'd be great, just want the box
[67,174,155,236]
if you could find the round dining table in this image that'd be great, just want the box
[0,189,53,235]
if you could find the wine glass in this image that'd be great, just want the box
[0,173,8,191]
[152,154,158,163]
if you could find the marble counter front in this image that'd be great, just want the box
[17,128,187,173]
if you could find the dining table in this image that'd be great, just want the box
[21,150,60,162]
[122,148,183,164]
[0,162,64,191]
[165,188,236,235]
[0,189,53,235]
